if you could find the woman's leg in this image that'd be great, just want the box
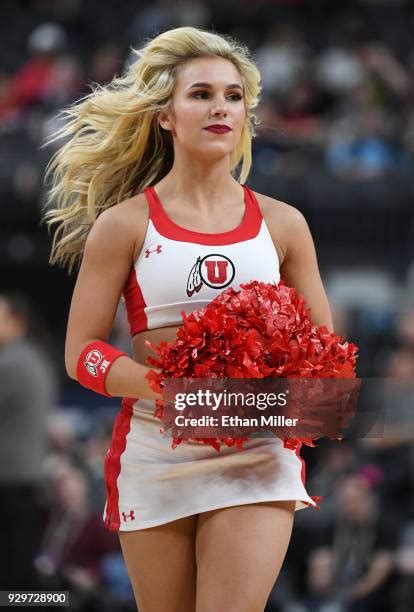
[118,514,198,612]
[195,500,296,612]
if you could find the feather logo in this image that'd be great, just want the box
[186,257,203,297]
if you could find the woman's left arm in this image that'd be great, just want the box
[263,198,334,332]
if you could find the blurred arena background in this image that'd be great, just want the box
[0,0,413,610]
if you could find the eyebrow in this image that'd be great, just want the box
[187,82,243,91]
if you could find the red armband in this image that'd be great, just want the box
[76,340,127,397]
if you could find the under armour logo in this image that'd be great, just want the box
[145,245,162,258]
[122,510,136,522]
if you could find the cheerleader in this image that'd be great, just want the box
[44,26,333,612]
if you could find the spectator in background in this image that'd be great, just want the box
[35,461,119,610]
[319,35,410,180]
[47,410,85,466]
[271,78,326,145]
[360,334,414,522]
[357,41,411,106]
[82,420,115,514]
[89,44,124,86]
[1,22,67,120]
[326,474,396,612]
[274,546,346,612]
[390,521,414,612]
[302,547,345,612]
[315,40,366,98]
[0,292,58,589]
[41,54,84,111]
[325,106,400,180]
[349,297,414,594]
[255,24,309,96]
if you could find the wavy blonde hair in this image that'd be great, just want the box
[43,26,262,272]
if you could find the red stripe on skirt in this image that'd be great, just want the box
[104,397,136,530]
[284,439,322,509]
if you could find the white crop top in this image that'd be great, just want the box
[123,184,280,336]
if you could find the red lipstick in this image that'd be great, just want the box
[204,125,232,134]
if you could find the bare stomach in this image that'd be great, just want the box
[131,326,180,366]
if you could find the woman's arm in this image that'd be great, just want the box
[259,195,334,332]
[65,202,160,400]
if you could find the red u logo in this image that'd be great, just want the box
[196,253,235,290]
[204,260,229,284]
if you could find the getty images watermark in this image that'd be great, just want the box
[158,377,414,441]
[159,377,370,441]
[173,389,299,428]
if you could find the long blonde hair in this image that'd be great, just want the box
[43,26,262,273]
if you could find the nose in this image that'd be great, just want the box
[209,98,228,117]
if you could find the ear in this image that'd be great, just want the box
[158,110,173,132]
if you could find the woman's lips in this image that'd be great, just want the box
[204,126,232,134]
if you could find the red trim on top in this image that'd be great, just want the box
[144,184,262,245]
[123,268,148,335]
[104,397,136,531]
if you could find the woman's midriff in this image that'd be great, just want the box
[131,326,180,368]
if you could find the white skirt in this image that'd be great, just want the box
[103,397,319,531]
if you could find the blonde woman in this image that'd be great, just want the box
[44,26,333,612]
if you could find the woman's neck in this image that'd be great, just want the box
[156,161,242,211]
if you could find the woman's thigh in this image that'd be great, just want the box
[118,514,198,612]
[195,501,296,612]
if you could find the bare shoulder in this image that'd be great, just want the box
[252,190,308,265]
[252,190,307,229]
[86,192,149,263]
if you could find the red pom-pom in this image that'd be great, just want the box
[146,280,359,452]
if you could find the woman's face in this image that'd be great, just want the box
[159,56,246,161]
